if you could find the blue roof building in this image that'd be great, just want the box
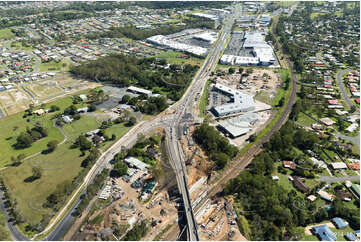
[345,232,357,241]
[332,217,348,229]
[312,224,337,241]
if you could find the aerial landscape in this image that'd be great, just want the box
[0,1,359,241]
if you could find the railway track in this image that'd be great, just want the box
[194,14,298,213]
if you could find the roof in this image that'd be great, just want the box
[347,162,360,170]
[283,161,296,170]
[127,86,152,95]
[217,112,258,138]
[320,117,336,126]
[332,217,348,229]
[312,224,337,241]
[212,83,255,116]
[292,176,310,193]
[307,195,317,201]
[317,190,335,202]
[331,162,348,169]
[351,184,360,197]
[124,157,150,171]
[345,232,357,241]
[33,109,45,115]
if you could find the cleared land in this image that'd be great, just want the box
[154,51,204,66]
[0,87,33,115]
[38,59,71,72]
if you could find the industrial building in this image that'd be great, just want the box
[127,86,152,96]
[211,83,255,117]
[217,112,258,138]
[220,31,277,66]
[193,31,218,44]
[124,157,150,171]
[147,35,208,57]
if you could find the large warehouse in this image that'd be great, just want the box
[211,83,255,117]
[217,112,259,138]
[220,31,276,66]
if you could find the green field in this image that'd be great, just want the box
[39,59,71,72]
[310,12,327,20]
[297,112,316,127]
[0,210,11,240]
[0,28,15,40]
[154,51,204,66]
[10,41,33,51]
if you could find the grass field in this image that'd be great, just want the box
[0,210,11,240]
[310,12,327,20]
[199,80,210,118]
[297,112,316,127]
[0,94,79,167]
[154,51,204,66]
[10,41,33,51]
[0,28,15,40]
[39,59,71,72]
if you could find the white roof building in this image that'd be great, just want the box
[331,162,348,169]
[127,86,152,96]
[346,123,358,133]
[124,157,150,171]
[212,83,255,117]
[218,112,258,138]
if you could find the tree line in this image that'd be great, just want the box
[70,54,199,101]
[192,122,238,169]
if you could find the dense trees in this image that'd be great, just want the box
[14,125,48,149]
[72,135,93,151]
[70,54,199,102]
[111,154,128,177]
[193,123,238,169]
[86,17,215,40]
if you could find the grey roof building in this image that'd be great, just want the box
[217,112,258,138]
[211,83,255,117]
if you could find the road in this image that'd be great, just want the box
[5,3,293,241]
[336,69,359,111]
[319,176,360,183]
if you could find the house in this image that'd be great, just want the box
[336,190,352,201]
[85,129,100,137]
[345,123,358,133]
[347,162,360,170]
[345,232,357,241]
[312,124,323,130]
[312,224,337,241]
[79,94,87,101]
[62,115,73,123]
[317,190,335,202]
[124,157,150,171]
[33,109,45,115]
[320,117,336,126]
[328,99,338,105]
[292,176,310,193]
[332,217,348,229]
[283,161,296,170]
[92,134,105,143]
[272,176,279,181]
[331,162,348,169]
[77,107,89,113]
[307,195,317,202]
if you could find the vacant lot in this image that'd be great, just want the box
[26,81,64,101]
[154,51,203,66]
[39,59,71,72]
[0,88,33,115]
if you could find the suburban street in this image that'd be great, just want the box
[336,69,359,111]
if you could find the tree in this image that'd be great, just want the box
[47,140,59,152]
[14,132,33,149]
[127,116,137,126]
[88,104,96,112]
[111,134,116,140]
[121,94,130,104]
[228,67,235,74]
[50,105,60,112]
[112,161,128,177]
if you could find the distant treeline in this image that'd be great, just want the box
[87,17,215,40]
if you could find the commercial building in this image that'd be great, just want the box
[217,112,258,138]
[193,32,218,44]
[211,83,255,117]
[147,35,208,57]
[127,86,152,96]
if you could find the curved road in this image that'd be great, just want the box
[336,69,359,111]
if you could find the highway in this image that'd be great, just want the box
[4,3,295,241]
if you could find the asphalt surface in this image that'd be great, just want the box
[319,176,360,183]
[336,69,359,111]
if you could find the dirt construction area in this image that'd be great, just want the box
[74,176,178,241]
[0,87,32,115]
